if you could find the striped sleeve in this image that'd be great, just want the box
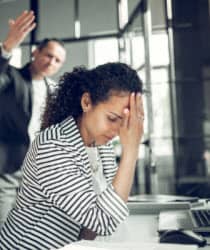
[35,138,128,235]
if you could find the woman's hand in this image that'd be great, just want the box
[119,92,144,158]
[112,93,144,201]
[3,10,36,52]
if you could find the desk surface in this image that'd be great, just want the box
[60,202,210,250]
[59,213,200,249]
[97,214,158,243]
[95,213,210,249]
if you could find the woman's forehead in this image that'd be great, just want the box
[100,94,130,110]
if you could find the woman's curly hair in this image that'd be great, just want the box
[41,62,143,129]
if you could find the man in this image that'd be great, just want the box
[0,10,66,227]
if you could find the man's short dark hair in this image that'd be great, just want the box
[37,38,65,50]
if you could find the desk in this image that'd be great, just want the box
[96,214,159,244]
[98,213,210,249]
[60,204,210,249]
[82,213,210,249]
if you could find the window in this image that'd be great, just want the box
[89,38,119,67]
[90,33,172,156]
[131,33,172,156]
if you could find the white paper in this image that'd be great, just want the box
[59,245,110,250]
[58,240,198,250]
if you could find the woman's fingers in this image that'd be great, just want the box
[137,93,144,121]
[129,92,144,125]
[119,92,144,152]
[121,108,129,128]
[128,92,135,126]
[130,93,144,141]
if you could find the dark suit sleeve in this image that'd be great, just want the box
[0,51,12,92]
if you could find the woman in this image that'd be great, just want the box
[0,62,144,249]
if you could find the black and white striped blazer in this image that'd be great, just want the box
[0,116,129,249]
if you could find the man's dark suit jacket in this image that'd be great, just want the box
[0,53,33,174]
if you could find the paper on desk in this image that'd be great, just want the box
[59,245,109,250]
[59,241,198,250]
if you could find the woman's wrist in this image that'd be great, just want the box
[120,149,138,167]
[121,145,139,158]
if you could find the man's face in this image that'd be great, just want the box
[32,41,66,78]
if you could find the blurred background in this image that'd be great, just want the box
[1,0,210,198]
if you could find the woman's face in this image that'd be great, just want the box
[79,92,130,146]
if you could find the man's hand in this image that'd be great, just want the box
[3,10,36,52]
